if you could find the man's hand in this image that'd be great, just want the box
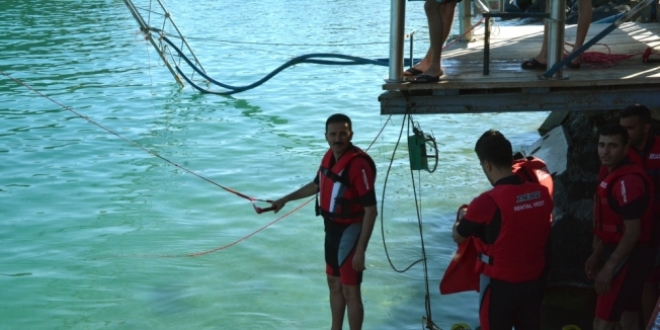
[271,199,286,214]
[457,206,468,222]
[585,252,601,280]
[352,249,366,272]
[594,266,614,295]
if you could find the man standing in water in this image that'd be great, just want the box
[617,104,660,326]
[452,129,554,330]
[586,124,654,330]
[271,114,377,330]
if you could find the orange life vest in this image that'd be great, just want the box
[513,156,554,196]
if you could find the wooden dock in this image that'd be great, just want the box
[380,22,660,114]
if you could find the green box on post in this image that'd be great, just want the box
[408,133,428,171]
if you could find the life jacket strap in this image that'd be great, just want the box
[478,252,494,266]
[319,166,352,186]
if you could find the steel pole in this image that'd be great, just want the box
[388,0,406,82]
[462,0,473,41]
[122,0,183,86]
[547,0,566,78]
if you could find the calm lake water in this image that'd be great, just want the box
[0,1,549,329]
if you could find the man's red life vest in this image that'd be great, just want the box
[440,156,554,294]
[593,164,654,244]
[317,146,376,224]
[513,156,554,196]
[474,182,554,282]
[628,135,660,224]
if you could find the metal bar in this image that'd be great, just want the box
[543,0,658,78]
[483,12,549,18]
[409,32,414,69]
[462,0,473,41]
[122,0,183,86]
[154,0,206,74]
[547,0,566,79]
[481,13,548,76]
[388,0,406,82]
[473,0,491,15]
[484,17,490,75]
[379,86,660,114]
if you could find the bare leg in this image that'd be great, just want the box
[532,0,551,64]
[533,0,591,66]
[643,282,660,327]
[619,311,641,330]
[593,316,616,330]
[570,0,593,65]
[343,284,363,330]
[404,0,438,75]
[328,276,346,330]
[419,0,457,78]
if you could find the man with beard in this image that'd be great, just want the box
[271,114,377,330]
[587,123,655,330]
[618,104,660,325]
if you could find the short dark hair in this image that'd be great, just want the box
[474,129,513,168]
[598,123,629,146]
[620,104,651,122]
[325,113,352,132]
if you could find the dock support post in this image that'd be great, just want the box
[388,0,406,82]
[547,0,566,78]
[461,1,473,41]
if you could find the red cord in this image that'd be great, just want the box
[564,41,647,68]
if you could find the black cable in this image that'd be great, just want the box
[407,115,435,329]
[380,112,424,273]
[403,112,440,329]
[161,35,388,95]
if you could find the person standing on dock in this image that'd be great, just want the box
[586,123,655,330]
[452,129,554,330]
[521,0,592,69]
[271,114,378,330]
[617,104,660,327]
[402,0,459,83]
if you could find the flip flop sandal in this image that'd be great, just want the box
[411,74,440,83]
[521,58,547,70]
[403,67,423,76]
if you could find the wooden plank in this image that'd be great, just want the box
[383,22,660,92]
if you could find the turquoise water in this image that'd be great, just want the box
[0,1,549,329]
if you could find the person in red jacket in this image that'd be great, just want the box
[586,123,655,330]
[440,154,554,296]
[452,129,554,330]
[618,104,660,326]
[271,113,377,330]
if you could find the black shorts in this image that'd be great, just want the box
[324,220,362,285]
[479,274,544,330]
